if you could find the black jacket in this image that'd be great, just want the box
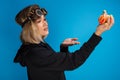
[14,33,102,80]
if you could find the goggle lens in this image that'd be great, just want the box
[36,9,43,17]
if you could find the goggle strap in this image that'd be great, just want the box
[41,8,47,15]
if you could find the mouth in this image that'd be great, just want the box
[44,27,48,31]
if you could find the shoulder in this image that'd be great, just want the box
[28,42,54,57]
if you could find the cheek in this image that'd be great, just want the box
[37,24,43,31]
[38,27,44,33]
[36,23,48,35]
[38,26,48,35]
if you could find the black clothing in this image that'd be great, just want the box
[14,33,102,80]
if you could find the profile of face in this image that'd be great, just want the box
[34,15,49,38]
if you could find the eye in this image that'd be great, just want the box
[35,20,41,23]
[44,18,47,21]
[36,19,41,23]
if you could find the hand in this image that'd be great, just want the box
[95,10,114,36]
[61,38,80,47]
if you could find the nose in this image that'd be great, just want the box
[44,20,48,26]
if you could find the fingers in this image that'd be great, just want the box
[74,41,80,44]
[100,10,114,30]
[71,41,80,45]
[106,15,114,30]
[62,38,80,47]
[103,10,114,26]
[106,15,111,29]
[71,38,80,45]
[71,38,78,41]
[108,15,114,29]
[110,15,114,26]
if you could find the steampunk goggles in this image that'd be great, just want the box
[22,8,47,27]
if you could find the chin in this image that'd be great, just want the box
[43,32,49,39]
[46,31,49,35]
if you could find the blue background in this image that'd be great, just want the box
[0,0,120,80]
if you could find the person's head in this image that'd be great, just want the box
[15,4,48,44]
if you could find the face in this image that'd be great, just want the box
[34,15,49,38]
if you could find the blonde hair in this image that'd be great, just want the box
[20,21,43,44]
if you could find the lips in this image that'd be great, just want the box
[44,27,48,31]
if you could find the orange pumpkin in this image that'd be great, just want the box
[98,14,109,25]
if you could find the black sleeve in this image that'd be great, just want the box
[26,33,102,71]
[60,44,69,52]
